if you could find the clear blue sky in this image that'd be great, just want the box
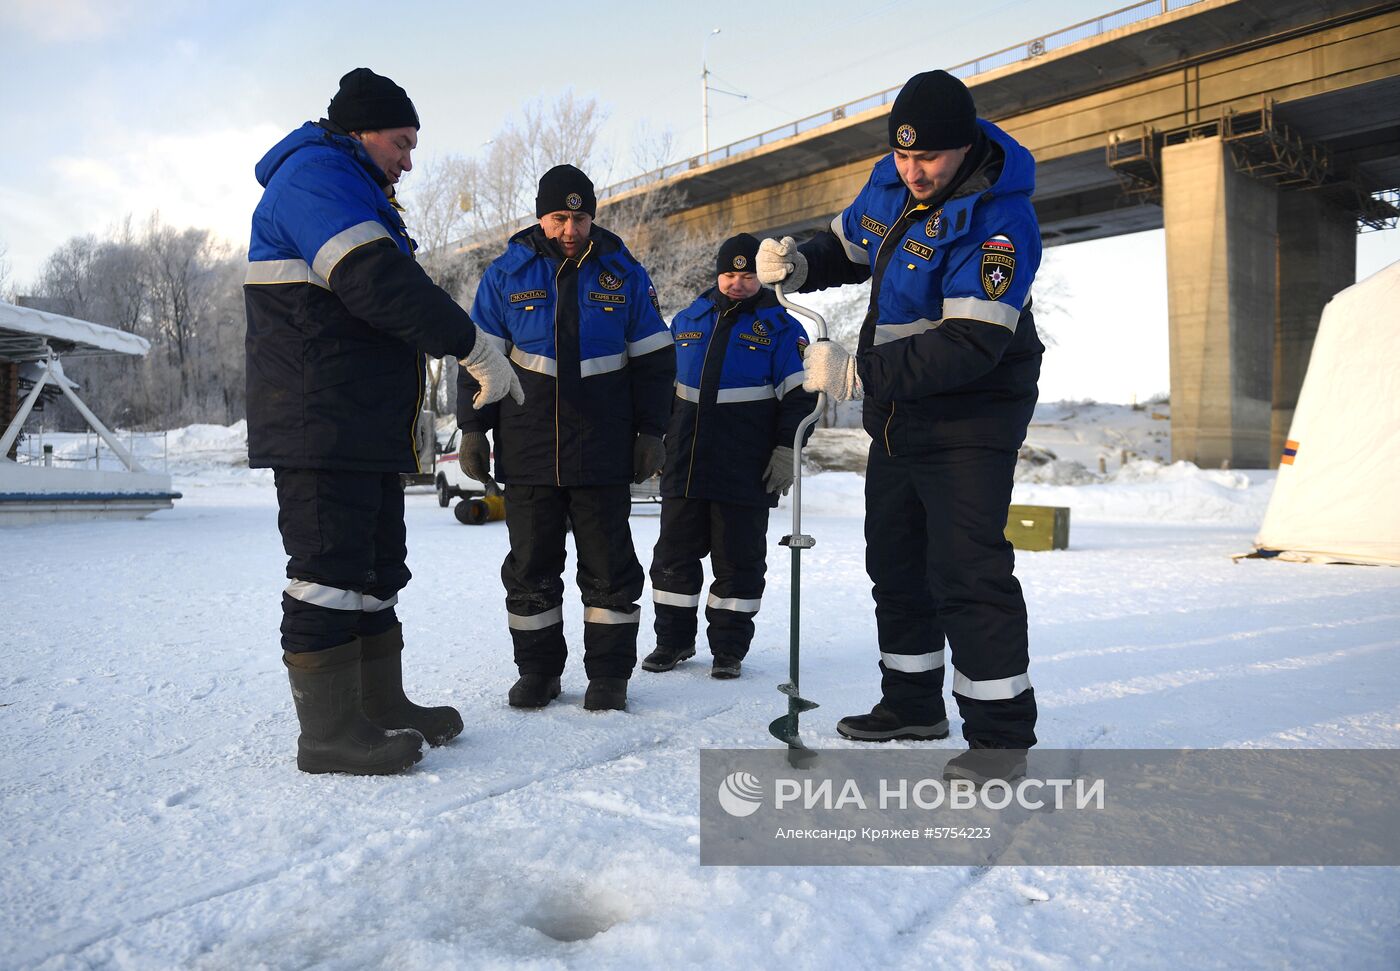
[2,0,1396,402]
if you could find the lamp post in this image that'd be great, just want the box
[701,27,721,158]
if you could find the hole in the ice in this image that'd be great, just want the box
[521,889,631,942]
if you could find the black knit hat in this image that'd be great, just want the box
[715,233,760,275]
[328,68,420,132]
[888,70,976,150]
[535,164,596,217]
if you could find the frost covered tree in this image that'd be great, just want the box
[31,215,243,429]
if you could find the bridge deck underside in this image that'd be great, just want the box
[622,4,1400,248]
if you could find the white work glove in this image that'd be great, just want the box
[757,236,808,290]
[459,337,525,409]
[762,446,795,496]
[802,340,862,401]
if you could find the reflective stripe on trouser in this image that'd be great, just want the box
[502,483,643,678]
[274,469,410,653]
[865,444,1036,747]
[649,497,769,659]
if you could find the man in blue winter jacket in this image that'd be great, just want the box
[457,165,675,713]
[758,70,1043,781]
[245,68,521,775]
[642,233,818,680]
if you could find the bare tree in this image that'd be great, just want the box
[600,183,728,318]
[630,121,679,180]
[0,242,12,302]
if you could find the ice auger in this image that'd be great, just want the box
[768,284,828,767]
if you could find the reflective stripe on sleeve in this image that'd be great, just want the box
[245,258,331,290]
[580,351,627,377]
[942,296,1020,331]
[362,592,399,613]
[676,383,701,403]
[507,606,564,631]
[311,220,393,282]
[952,667,1032,700]
[775,371,806,400]
[716,385,775,404]
[285,580,362,611]
[628,330,674,356]
[510,347,558,377]
[584,606,640,625]
[831,214,869,265]
[707,593,761,613]
[653,589,703,608]
[880,649,946,673]
[873,319,940,346]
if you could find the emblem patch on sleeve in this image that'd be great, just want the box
[648,285,660,314]
[796,335,809,360]
[598,270,624,291]
[980,250,1013,296]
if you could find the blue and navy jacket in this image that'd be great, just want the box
[457,225,675,486]
[662,288,818,508]
[799,119,1044,453]
[244,121,478,472]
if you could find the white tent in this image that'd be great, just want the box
[1253,260,1400,565]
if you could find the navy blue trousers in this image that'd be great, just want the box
[274,470,408,653]
[865,445,1036,747]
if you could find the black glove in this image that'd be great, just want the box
[457,431,492,485]
[633,433,665,484]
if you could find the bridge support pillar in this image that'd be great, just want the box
[1273,192,1355,468]
[1163,137,1277,469]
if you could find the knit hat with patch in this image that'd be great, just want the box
[535,164,596,217]
[715,233,760,275]
[888,70,976,150]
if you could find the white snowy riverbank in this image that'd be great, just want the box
[3,407,1398,969]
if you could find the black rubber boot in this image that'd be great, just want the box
[509,673,562,709]
[583,677,628,711]
[360,625,463,746]
[835,703,950,742]
[710,654,743,680]
[943,745,1028,786]
[641,644,695,672]
[284,640,424,775]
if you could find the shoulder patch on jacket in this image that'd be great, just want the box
[925,210,943,238]
[510,289,548,303]
[981,234,1015,253]
[980,246,1016,300]
[597,270,624,291]
[796,335,809,359]
[649,285,660,314]
[860,214,888,238]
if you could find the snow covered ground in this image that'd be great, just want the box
[4,407,1399,969]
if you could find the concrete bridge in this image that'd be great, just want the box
[598,0,1400,469]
